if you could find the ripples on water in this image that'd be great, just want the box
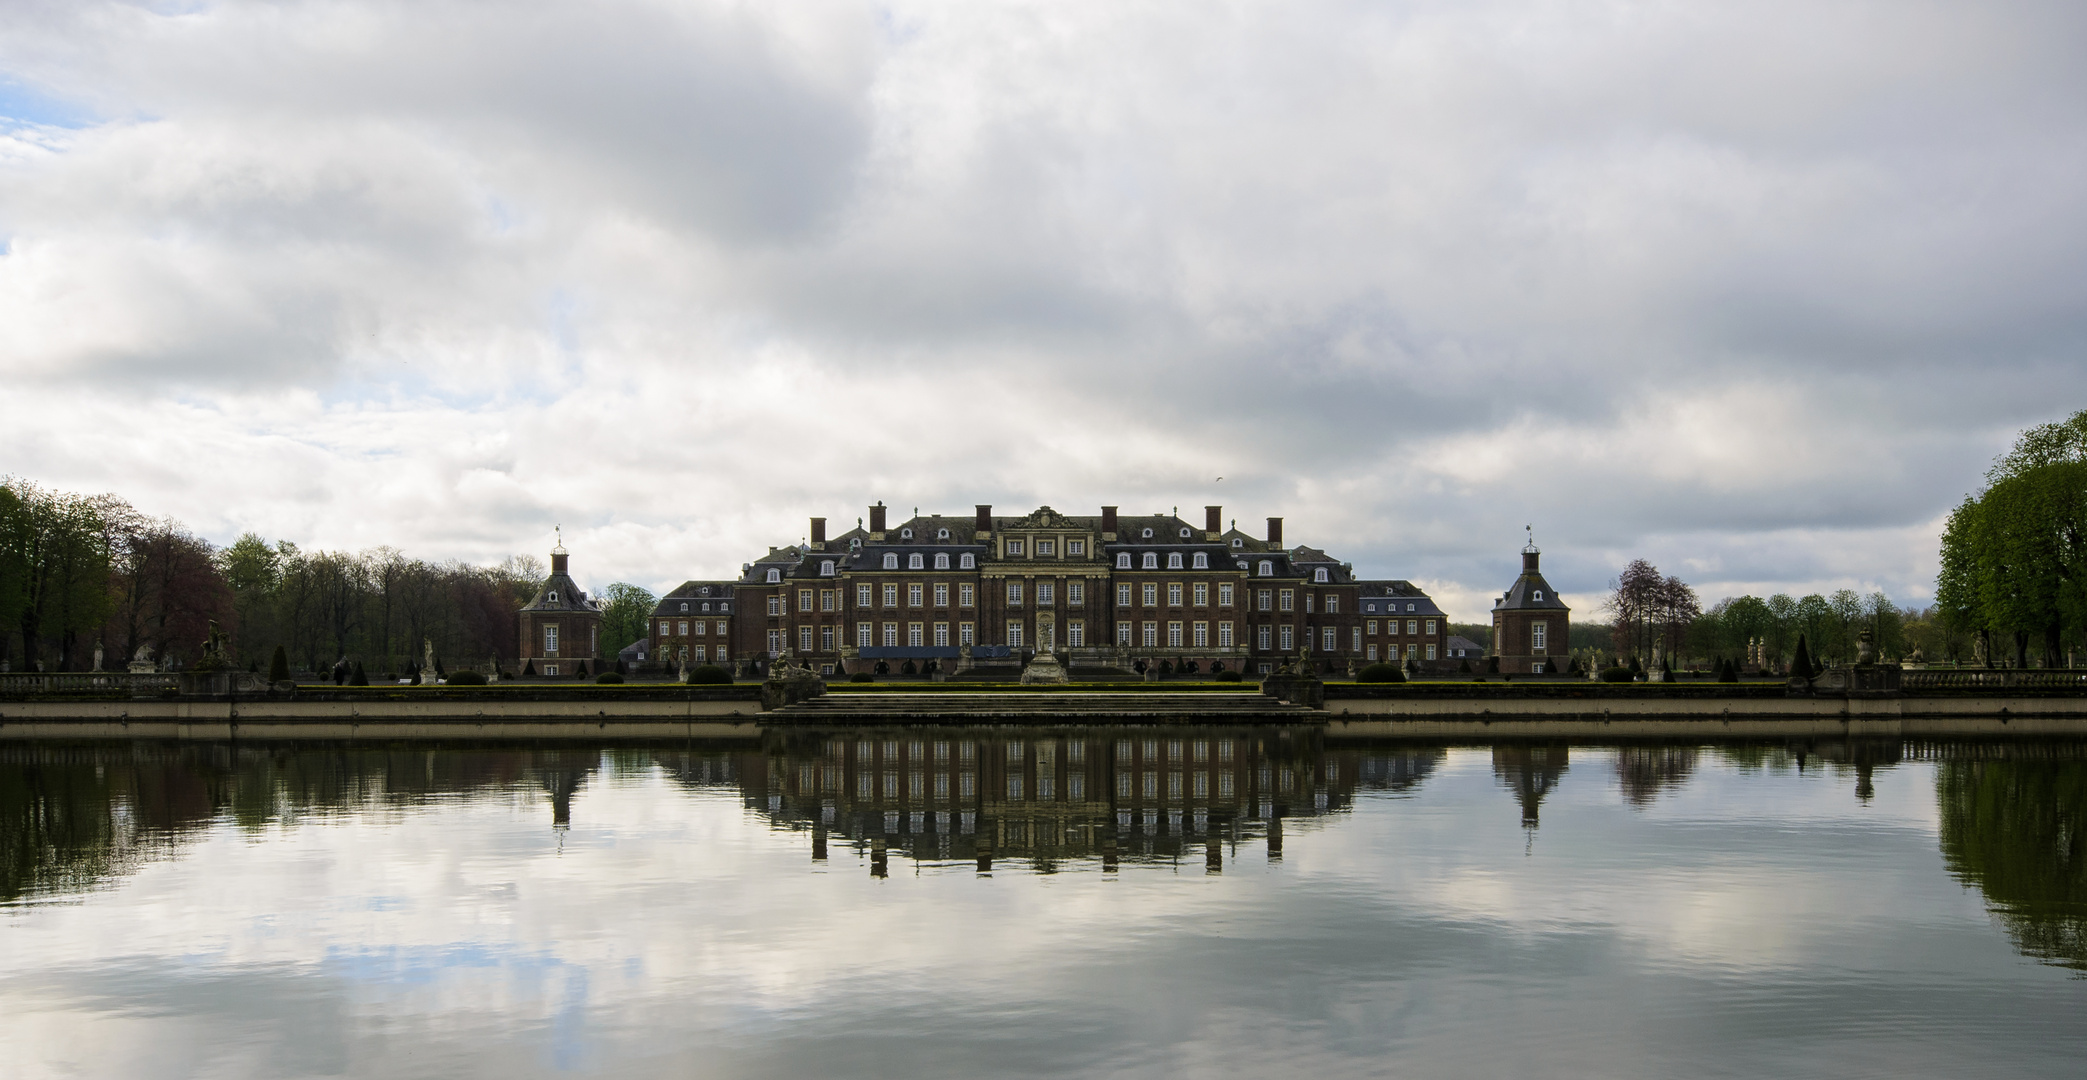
[3,729,2085,1078]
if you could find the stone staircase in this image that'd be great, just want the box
[769,689,1321,723]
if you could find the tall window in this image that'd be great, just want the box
[820,590,835,612]
[1322,627,1336,652]
[883,623,899,647]
[903,584,920,606]
[800,627,814,652]
[1007,621,1024,647]
[959,584,974,607]
[1167,584,1183,606]
[1257,626,1272,650]
[959,622,975,645]
[1351,627,1361,652]
[1279,625,1295,651]
[857,585,873,607]
[1142,583,1158,606]
[1193,582,1208,606]
[1218,622,1234,648]
[1068,621,1085,647]
[1533,621,1548,650]
[767,629,782,654]
[822,626,835,652]
[799,590,813,612]
[544,625,559,652]
[767,596,783,616]
[883,584,898,607]
[1068,582,1084,605]
[1037,582,1054,606]
[1193,622,1209,647]
[934,622,949,647]
[1117,622,1132,645]
[1425,619,1437,635]
[1142,622,1158,647]
[1325,596,1338,613]
[1219,583,1234,607]
[909,623,924,647]
[1167,622,1183,647]
[1258,590,1272,611]
[1408,620,1418,635]
[933,583,949,607]
[1279,590,1294,612]
[1007,582,1024,606]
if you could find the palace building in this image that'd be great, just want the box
[646,504,1451,677]
[518,534,604,677]
[1488,538,1570,674]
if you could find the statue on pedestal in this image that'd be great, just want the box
[422,639,439,685]
[129,644,157,674]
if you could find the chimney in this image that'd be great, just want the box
[809,517,826,547]
[1101,506,1118,539]
[1205,505,1222,537]
[1266,517,1283,547]
[869,503,887,536]
[975,504,992,535]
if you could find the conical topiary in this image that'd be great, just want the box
[349,660,368,686]
[1791,635,1813,679]
[523,658,537,677]
[269,645,289,683]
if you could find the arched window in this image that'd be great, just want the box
[1231,538,1244,548]
[1192,553,1208,569]
[1314,568,1329,583]
[820,560,834,576]
[1179,527,1191,538]
[883,553,899,570]
[1258,560,1273,577]
[937,528,950,540]
[849,538,861,551]
[720,603,730,612]
[908,553,924,570]
[901,528,913,539]
[1533,590,1543,601]
[934,553,950,570]
[1111,553,1127,568]
[1167,553,1183,569]
[699,586,710,596]
[547,590,558,603]
[1142,553,1159,569]
[679,602,689,613]
[1141,528,1154,538]
[1406,603,1416,612]
[960,553,976,569]
[765,569,780,584]
[701,602,711,613]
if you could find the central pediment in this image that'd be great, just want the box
[1011,505,1080,530]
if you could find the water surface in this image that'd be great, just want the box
[3,730,2083,1078]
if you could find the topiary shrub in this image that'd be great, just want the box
[1717,658,1738,683]
[1791,634,1815,678]
[595,672,624,684]
[349,661,369,686]
[1355,663,1406,683]
[523,659,537,677]
[1457,658,1473,674]
[448,670,488,686]
[269,645,290,683]
[900,659,917,675]
[687,664,732,685]
[1214,669,1243,682]
[849,672,874,683]
[1599,666,1634,683]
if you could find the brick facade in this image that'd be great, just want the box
[1488,546,1570,674]
[517,544,603,677]
[650,503,1450,677]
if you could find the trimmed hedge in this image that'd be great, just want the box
[1355,663,1405,684]
[595,672,624,684]
[1213,670,1244,682]
[686,664,732,685]
[849,672,874,683]
[447,670,488,686]
[1598,666,1635,683]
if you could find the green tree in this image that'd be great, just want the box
[598,582,658,658]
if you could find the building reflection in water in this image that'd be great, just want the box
[1492,743,1570,829]
[708,726,1444,874]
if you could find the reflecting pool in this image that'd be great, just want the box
[4,730,2085,1078]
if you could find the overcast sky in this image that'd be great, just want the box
[3,0,2083,620]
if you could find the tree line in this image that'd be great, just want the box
[1937,410,2087,668]
[0,477,619,676]
[1599,559,1947,672]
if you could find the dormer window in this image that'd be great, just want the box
[1533,590,1544,602]
[901,528,913,540]
[1141,528,1153,538]
[1314,568,1329,583]
[702,602,711,613]
[1142,553,1159,569]
[934,553,950,570]
[850,538,862,551]
[547,590,558,603]
[1192,553,1208,569]
[1258,560,1273,577]
[1167,553,1183,569]
[1407,603,1416,612]
[680,602,689,613]
[959,553,976,569]
[883,553,899,570]
[699,586,710,596]
[1236,561,1248,570]
[1179,527,1191,538]
[765,569,780,584]
[720,603,729,612]
[1231,538,1244,548]
[820,560,835,576]
[908,553,924,570]
[1116,553,1132,569]
[1366,603,1377,613]
[938,528,950,540]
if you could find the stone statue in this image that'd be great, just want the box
[93,640,104,672]
[193,620,232,672]
[422,639,438,685]
[488,655,502,684]
[1854,629,1876,666]
[129,644,157,674]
